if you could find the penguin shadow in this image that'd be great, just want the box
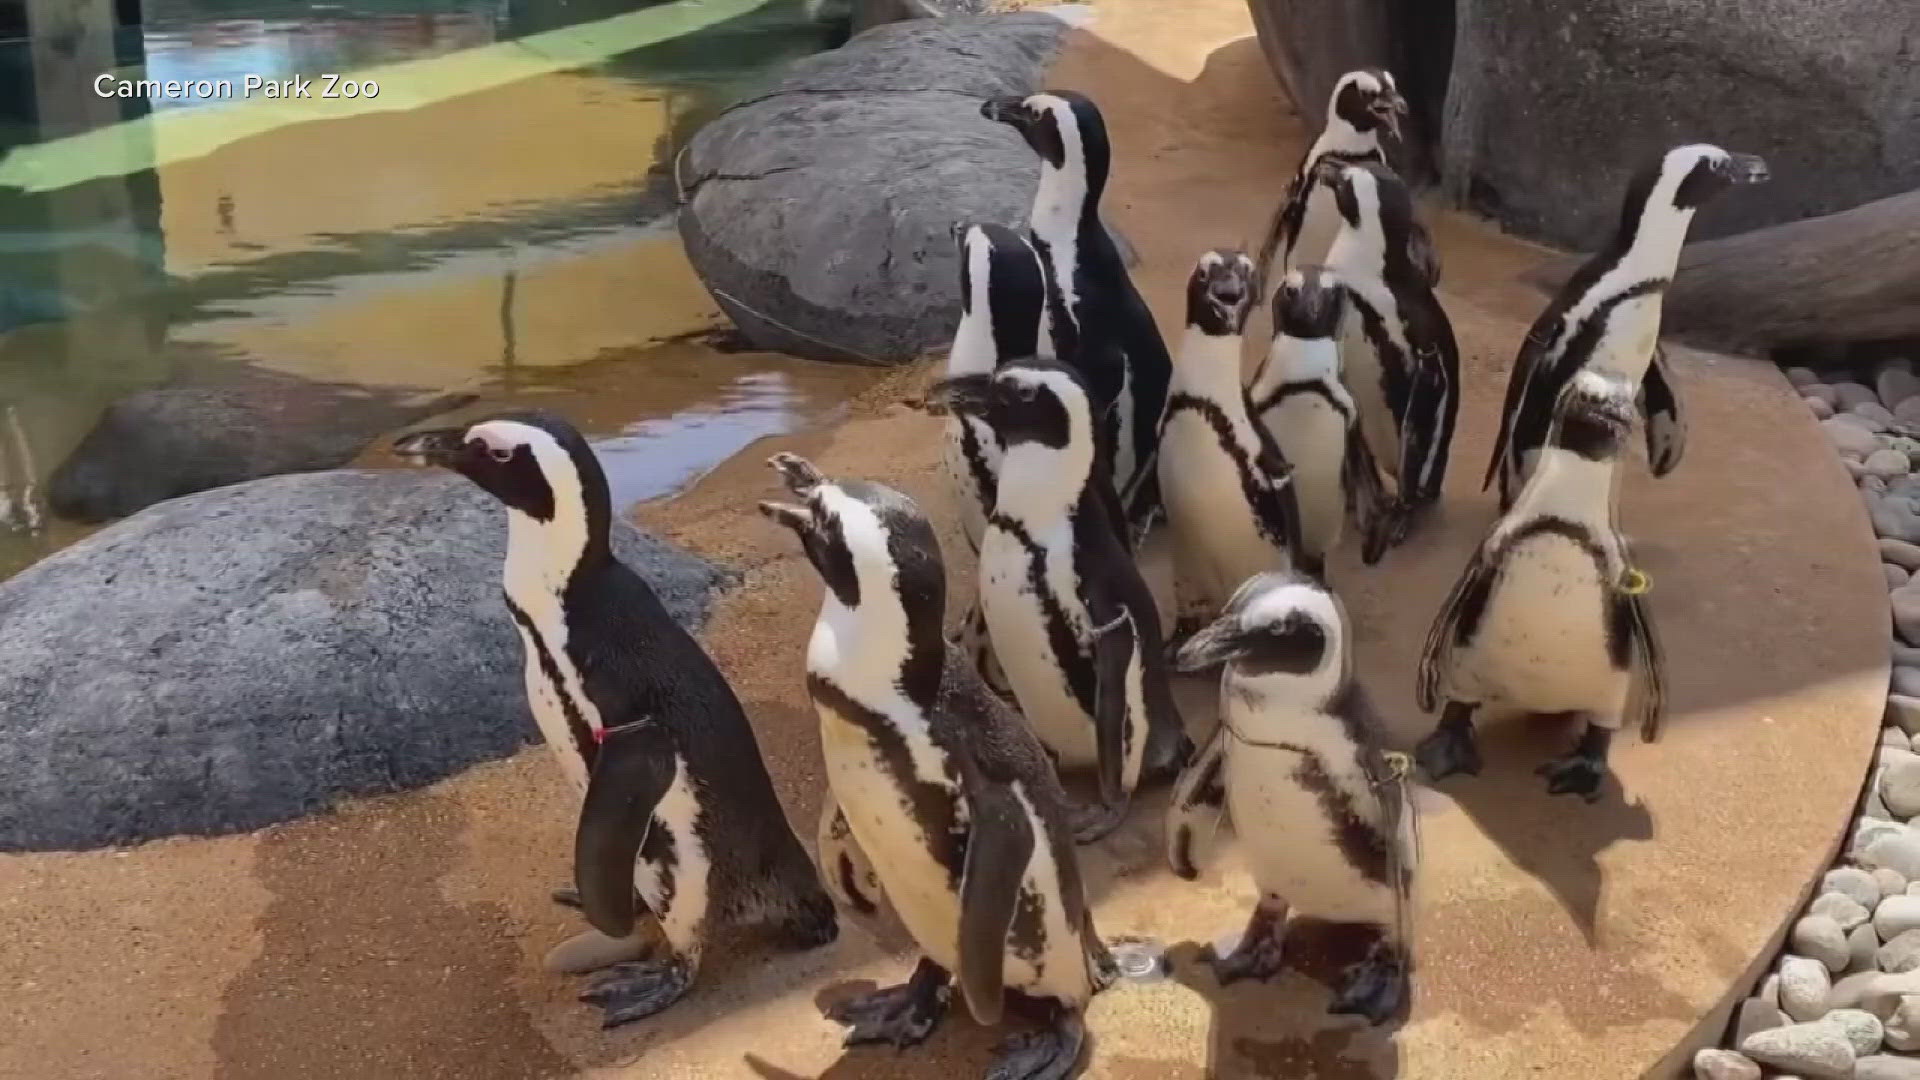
[1419,714,1656,943]
[1165,928,1402,1079]
[210,792,575,1080]
[741,983,1075,1080]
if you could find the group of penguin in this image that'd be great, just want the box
[390,66,1770,1080]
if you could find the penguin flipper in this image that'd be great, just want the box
[1252,167,1309,301]
[1619,587,1667,743]
[1165,724,1227,880]
[574,720,677,939]
[1484,319,1555,494]
[1344,417,1390,548]
[1088,600,1137,810]
[1640,345,1687,477]
[1244,393,1307,558]
[1416,548,1499,714]
[956,773,1037,1027]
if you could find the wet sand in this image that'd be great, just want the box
[0,1,1888,1078]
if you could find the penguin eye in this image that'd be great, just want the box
[487,444,514,463]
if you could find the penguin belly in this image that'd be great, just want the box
[1286,185,1342,274]
[1341,321,1400,483]
[1160,407,1285,609]
[631,756,714,949]
[1002,781,1100,1006]
[509,614,593,794]
[1224,733,1396,926]
[1451,534,1629,717]
[943,416,999,553]
[979,525,1099,766]
[1265,393,1348,561]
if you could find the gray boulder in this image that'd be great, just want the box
[0,470,727,852]
[851,0,986,34]
[47,363,471,523]
[1441,0,1920,249]
[677,13,1071,364]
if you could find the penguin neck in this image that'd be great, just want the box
[1513,446,1619,524]
[1251,335,1339,400]
[995,438,1091,525]
[502,499,604,605]
[947,310,997,377]
[1226,667,1343,731]
[1031,158,1099,253]
[1310,116,1376,163]
[809,587,936,712]
[1613,200,1698,283]
[1173,328,1248,403]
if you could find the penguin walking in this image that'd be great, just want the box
[982,91,1172,533]
[1165,571,1416,1025]
[944,221,1049,695]
[1483,144,1769,510]
[392,411,836,1026]
[760,453,1117,1080]
[1252,68,1408,295]
[1248,266,1388,567]
[1157,250,1306,640]
[1319,159,1458,561]
[1415,369,1667,800]
[930,358,1191,840]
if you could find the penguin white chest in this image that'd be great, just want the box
[1455,534,1628,717]
[943,417,1000,552]
[504,592,599,794]
[1264,392,1349,560]
[1289,184,1342,271]
[979,523,1098,765]
[1340,315,1400,481]
[1222,708,1396,926]
[1160,406,1283,607]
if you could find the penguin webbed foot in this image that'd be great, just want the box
[826,958,951,1049]
[551,885,583,910]
[1143,726,1195,784]
[1536,722,1613,802]
[1414,704,1482,782]
[1360,498,1418,565]
[580,956,694,1028]
[1329,940,1409,1026]
[986,1008,1087,1080]
[1069,800,1126,844]
[1210,904,1288,986]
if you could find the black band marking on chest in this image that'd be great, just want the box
[1251,378,1352,426]
[1458,516,1625,665]
[808,673,966,885]
[1291,752,1393,888]
[1164,392,1293,549]
[958,419,1000,519]
[504,594,598,770]
[987,512,1100,717]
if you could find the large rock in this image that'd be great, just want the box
[1441,0,1920,249]
[0,470,727,852]
[47,363,471,522]
[851,0,986,34]
[678,13,1074,364]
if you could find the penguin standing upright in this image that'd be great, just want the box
[1484,143,1769,510]
[1320,160,1458,561]
[981,91,1171,532]
[931,359,1191,840]
[944,221,1049,693]
[1248,266,1388,566]
[1416,369,1667,800]
[760,454,1116,1080]
[1158,250,1306,636]
[1165,571,1416,1025]
[1252,68,1408,294]
[392,411,836,1026]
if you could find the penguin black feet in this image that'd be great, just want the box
[987,1006,1087,1080]
[1211,900,1288,985]
[1414,701,1482,782]
[551,885,583,910]
[1329,939,1410,1026]
[826,956,951,1049]
[1143,725,1195,786]
[1069,800,1126,844]
[580,956,694,1027]
[1537,722,1613,803]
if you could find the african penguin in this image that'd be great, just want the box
[944,221,1048,697]
[1320,159,1459,562]
[1415,369,1667,801]
[1166,571,1416,1025]
[391,410,836,1026]
[760,453,1116,1080]
[1484,143,1769,510]
[1252,68,1408,298]
[981,90,1172,534]
[1248,266,1388,567]
[929,358,1192,841]
[1158,250,1307,639]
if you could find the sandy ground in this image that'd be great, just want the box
[0,1,1890,1078]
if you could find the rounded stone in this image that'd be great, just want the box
[1859,823,1915,867]
[1888,725,1911,747]
[0,470,726,851]
[1893,565,1914,590]
[1876,499,1920,548]
[1898,395,1920,427]
[1736,995,1789,1042]
[1832,868,1889,910]
[1803,383,1841,408]
[1873,448,1919,478]
[1896,668,1920,700]
[1692,1048,1761,1080]
[1786,366,1821,388]
[1762,973,1783,1009]
[1882,930,1920,973]
[1812,892,1874,932]
[1853,923,1884,973]
[1794,915,1851,973]
[1890,695,1920,736]
[1823,1007,1885,1055]
[1881,366,1920,410]
[1838,382,1884,409]
[1884,540,1920,571]
[1859,402,1901,429]
[1884,756,1920,818]
[1780,956,1834,1022]
[1855,1054,1920,1080]
[1810,396,1835,419]
[1826,416,1886,459]
[1740,1019,1856,1078]
[1868,475,1893,498]
[1880,896,1920,940]
[1885,995,1920,1052]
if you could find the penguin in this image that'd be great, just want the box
[929,358,1192,841]
[1319,159,1458,561]
[981,90,1172,533]
[759,452,1117,1080]
[1415,368,1667,800]
[1247,266,1389,567]
[1252,68,1409,296]
[1165,570,1416,1025]
[944,221,1049,696]
[1157,249,1307,640]
[391,410,836,1026]
[1483,143,1769,511]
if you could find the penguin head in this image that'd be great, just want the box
[1318,160,1439,287]
[1272,266,1347,341]
[1615,144,1770,242]
[1185,250,1256,337]
[1328,68,1408,142]
[1548,368,1641,460]
[980,90,1109,189]
[1174,570,1346,682]
[758,453,944,622]
[392,409,608,537]
[927,358,1089,453]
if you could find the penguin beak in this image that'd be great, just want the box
[391,427,469,469]
[767,451,825,498]
[1372,92,1408,140]
[926,373,995,418]
[1173,615,1252,672]
[1720,152,1770,185]
[980,96,1023,126]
